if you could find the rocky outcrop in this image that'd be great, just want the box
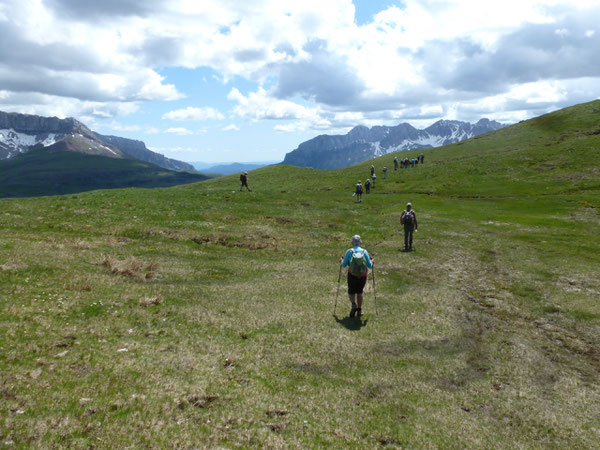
[99,135,195,171]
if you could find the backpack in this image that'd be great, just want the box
[356,184,363,194]
[349,249,368,277]
[403,210,414,226]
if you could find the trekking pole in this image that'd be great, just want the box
[372,265,378,315]
[334,261,342,315]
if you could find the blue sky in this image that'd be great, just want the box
[1,0,599,163]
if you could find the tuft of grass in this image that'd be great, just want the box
[138,295,164,307]
[101,255,160,279]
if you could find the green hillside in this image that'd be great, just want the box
[0,100,599,448]
[0,148,210,198]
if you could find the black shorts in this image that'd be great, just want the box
[347,272,368,295]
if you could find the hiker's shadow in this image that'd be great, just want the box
[333,314,369,331]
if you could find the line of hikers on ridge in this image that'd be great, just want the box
[354,154,426,203]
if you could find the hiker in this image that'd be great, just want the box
[401,202,418,251]
[354,180,363,202]
[340,235,373,318]
[394,157,399,170]
[404,158,409,168]
[420,154,425,164]
[383,166,388,179]
[364,178,371,194]
[410,159,415,168]
[370,165,375,177]
[240,171,251,191]
[371,173,376,188]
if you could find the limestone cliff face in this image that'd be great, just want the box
[99,135,194,171]
[0,111,90,135]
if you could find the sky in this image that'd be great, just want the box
[1,0,599,163]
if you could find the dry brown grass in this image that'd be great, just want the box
[101,255,160,280]
[0,258,25,271]
[192,232,278,250]
[138,295,164,307]
[66,238,93,249]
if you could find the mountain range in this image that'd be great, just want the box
[282,118,505,169]
[0,111,210,197]
[0,111,194,171]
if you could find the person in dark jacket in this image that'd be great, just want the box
[239,172,251,191]
[401,202,418,251]
[354,180,363,202]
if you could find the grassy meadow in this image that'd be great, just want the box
[1,100,599,448]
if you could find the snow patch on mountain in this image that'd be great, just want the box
[0,129,59,158]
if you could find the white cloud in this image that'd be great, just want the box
[163,106,224,121]
[0,91,140,120]
[228,87,319,121]
[165,127,195,135]
[221,124,240,131]
[2,0,600,137]
[95,121,160,135]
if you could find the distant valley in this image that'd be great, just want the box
[191,161,277,175]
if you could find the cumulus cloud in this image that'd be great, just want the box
[165,127,195,135]
[163,107,225,121]
[2,0,600,133]
[228,87,319,121]
[222,124,240,131]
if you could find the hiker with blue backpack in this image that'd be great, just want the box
[340,235,373,318]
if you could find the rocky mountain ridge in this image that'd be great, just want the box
[0,111,194,171]
[282,118,505,169]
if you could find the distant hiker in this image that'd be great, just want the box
[240,171,251,191]
[371,173,376,188]
[354,180,363,202]
[383,166,388,179]
[410,159,415,168]
[340,235,373,318]
[404,158,409,168]
[414,157,419,165]
[401,203,418,251]
[370,165,375,177]
[420,154,425,164]
[394,157,399,170]
[364,178,371,194]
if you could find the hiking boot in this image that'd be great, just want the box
[350,305,357,318]
[356,308,362,317]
